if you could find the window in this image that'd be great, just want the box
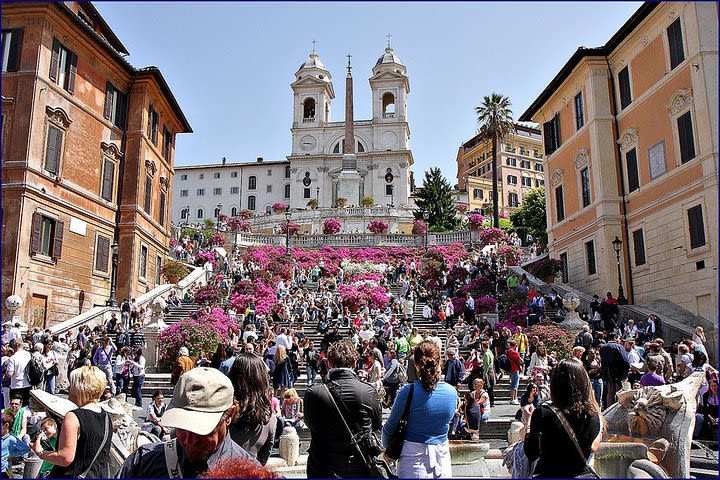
[677,111,696,163]
[1,29,23,72]
[575,92,585,130]
[94,235,110,273]
[533,149,541,158]
[230,186,239,194]
[559,252,568,282]
[487,162,492,171]
[266,205,272,214]
[180,209,188,220]
[248,195,256,210]
[580,168,591,207]
[284,184,290,199]
[196,189,204,196]
[555,185,565,222]
[519,147,527,156]
[667,18,685,70]
[632,229,646,266]
[101,158,115,202]
[199,173,204,179]
[31,213,63,259]
[143,175,152,213]
[506,175,517,185]
[267,169,272,176]
[214,172,221,179]
[508,192,519,207]
[285,166,291,178]
[266,185,272,193]
[159,190,166,226]
[155,255,162,285]
[197,208,204,219]
[214,207,221,218]
[147,105,159,145]
[304,187,311,199]
[480,166,485,175]
[248,176,256,190]
[473,188,483,200]
[303,97,316,120]
[534,163,544,172]
[543,114,561,155]
[231,207,237,216]
[49,39,77,93]
[585,240,596,275]
[520,160,531,169]
[506,157,517,167]
[162,127,173,159]
[521,176,532,187]
[231,171,238,178]
[180,174,187,181]
[687,205,706,249]
[44,125,63,175]
[626,148,640,192]
[386,184,394,196]
[504,143,513,152]
[139,245,148,280]
[618,66,632,110]
[535,179,545,187]
[103,82,127,128]
[213,187,222,195]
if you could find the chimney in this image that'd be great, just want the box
[221,156,227,165]
[257,157,264,162]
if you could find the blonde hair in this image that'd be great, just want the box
[69,366,107,406]
[284,388,299,400]
[573,346,586,356]
[473,378,485,390]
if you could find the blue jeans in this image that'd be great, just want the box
[132,375,145,407]
[44,374,56,394]
[306,365,317,386]
[509,371,520,390]
[694,413,705,438]
[115,374,130,396]
[592,378,603,408]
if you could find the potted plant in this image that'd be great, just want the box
[307,198,318,210]
[528,257,564,283]
[361,195,374,207]
[323,217,342,235]
[368,219,389,235]
[160,259,191,284]
[335,197,348,208]
[272,202,289,214]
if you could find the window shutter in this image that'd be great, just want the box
[626,148,639,192]
[52,220,64,259]
[543,121,552,154]
[95,236,110,272]
[117,90,127,129]
[688,205,706,249]
[45,126,62,175]
[49,39,60,82]
[159,191,166,226]
[101,159,115,201]
[30,212,41,254]
[677,112,695,163]
[553,114,561,150]
[104,82,113,119]
[66,51,77,93]
[144,175,152,213]
[7,28,23,72]
[147,106,153,138]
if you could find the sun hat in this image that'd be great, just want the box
[161,367,234,436]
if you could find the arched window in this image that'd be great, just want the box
[285,165,291,178]
[303,98,316,119]
[284,184,291,199]
[248,175,256,190]
[248,195,256,211]
[266,205,272,214]
[333,141,341,154]
[214,207,221,218]
[333,139,365,153]
[357,141,365,153]
[231,207,237,216]
[197,208,204,219]
[181,209,188,220]
[382,93,396,117]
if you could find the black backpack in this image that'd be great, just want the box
[26,358,44,386]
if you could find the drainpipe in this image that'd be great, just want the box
[604,55,635,304]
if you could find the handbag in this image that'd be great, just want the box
[47,364,59,377]
[322,384,397,479]
[384,383,414,460]
[548,405,601,478]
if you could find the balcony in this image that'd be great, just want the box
[302,117,315,123]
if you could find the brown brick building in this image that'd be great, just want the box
[2,2,192,327]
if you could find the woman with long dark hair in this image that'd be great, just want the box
[524,359,603,478]
[227,353,277,465]
[382,341,456,478]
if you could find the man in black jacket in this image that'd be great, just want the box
[304,340,382,478]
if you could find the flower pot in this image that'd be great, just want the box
[168,276,180,284]
[544,274,555,284]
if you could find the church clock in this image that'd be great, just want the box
[300,135,316,151]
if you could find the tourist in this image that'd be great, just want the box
[524,359,603,478]
[32,366,113,477]
[694,373,718,439]
[676,343,694,379]
[171,346,195,385]
[624,338,643,385]
[5,340,32,406]
[128,348,146,407]
[512,326,529,371]
[506,340,523,404]
[693,326,709,360]
[92,337,117,395]
[382,349,403,406]
[442,349,464,387]
[304,340,382,478]
[41,341,59,394]
[280,388,304,429]
[142,391,170,440]
[272,345,293,397]
[219,346,236,375]
[599,334,629,407]
[465,378,490,440]
[117,367,256,477]
[36,417,59,478]
[572,346,586,360]
[639,359,665,387]
[2,412,31,476]
[303,341,320,386]
[2,394,29,444]
[582,348,603,408]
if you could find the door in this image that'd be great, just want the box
[30,294,48,329]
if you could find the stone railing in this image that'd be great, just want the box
[508,264,717,361]
[247,206,414,228]
[234,231,479,248]
[49,265,208,337]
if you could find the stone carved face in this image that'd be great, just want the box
[562,293,580,311]
[626,387,667,436]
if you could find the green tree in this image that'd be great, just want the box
[414,168,459,231]
[509,187,548,247]
[475,93,516,229]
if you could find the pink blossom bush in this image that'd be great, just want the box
[457,203,469,214]
[208,233,225,246]
[195,250,218,268]
[368,219,389,234]
[192,284,221,305]
[527,322,576,360]
[497,244,523,266]
[323,218,342,235]
[280,222,301,235]
[239,209,254,219]
[504,303,529,327]
[227,216,253,232]
[478,227,509,247]
[475,295,498,313]
[158,308,233,369]
[272,202,289,213]
[468,213,485,230]
[169,239,180,249]
[337,282,390,312]
[412,220,427,235]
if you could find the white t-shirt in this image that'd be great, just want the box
[7,349,32,389]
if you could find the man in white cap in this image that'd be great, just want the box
[116,367,256,478]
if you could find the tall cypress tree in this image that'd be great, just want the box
[414,168,459,231]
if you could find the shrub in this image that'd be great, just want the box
[527,257,564,280]
[468,213,485,230]
[280,221,301,235]
[368,219,389,234]
[504,303,529,327]
[456,203,469,214]
[362,195,374,207]
[192,284,221,305]
[323,218,342,235]
[227,216,253,232]
[475,295,498,313]
[335,197,348,208]
[306,198,318,209]
[412,220,427,235]
[527,322,576,361]
[203,218,215,229]
[497,244,523,266]
[239,209,254,219]
[478,227,509,247]
[160,259,190,282]
[158,308,233,369]
[208,233,225,246]
[272,203,289,213]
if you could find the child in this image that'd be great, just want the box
[35,417,58,478]
[2,412,31,478]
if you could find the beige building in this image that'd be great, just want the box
[520,2,717,320]
[456,124,545,215]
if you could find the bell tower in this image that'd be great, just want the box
[370,39,409,123]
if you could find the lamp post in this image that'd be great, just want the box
[285,207,292,256]
[466,212,474,252]
[316,186,320,207]
[422,210,429,251]
[183,205,190,227]
[106,242,119,307]
[612,235,628,304]
[216,203,222,232]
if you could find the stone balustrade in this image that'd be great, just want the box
[246,206,414,228]
[234,231,480,248]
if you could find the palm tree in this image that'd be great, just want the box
[475,93,516,228]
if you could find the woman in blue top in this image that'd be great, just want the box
[382,341,456,478]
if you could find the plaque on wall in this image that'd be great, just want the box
[648,140,666,180]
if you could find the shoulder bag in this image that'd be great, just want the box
[321,384,397,479]
[548,406,600,478]
[76,413,111,479]
[384,383,414,461]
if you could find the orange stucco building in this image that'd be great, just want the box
[2,2,192,327]
[520,2,718,321]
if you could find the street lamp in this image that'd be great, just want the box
[216,203,222,232]
[316,186,320,207]
[612,235,628,304]
[184,205,190,226]
[106,242,119,307]
[285,207,292,256]
[422,210,429,251]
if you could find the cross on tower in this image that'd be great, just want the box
[346,53,352,73]
[386,33,392,48]
[311,39,316,53]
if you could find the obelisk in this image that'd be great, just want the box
[337,54,361,205]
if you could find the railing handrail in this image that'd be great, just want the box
[234,231,479,247]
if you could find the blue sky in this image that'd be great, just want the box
[94,1,642,184]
